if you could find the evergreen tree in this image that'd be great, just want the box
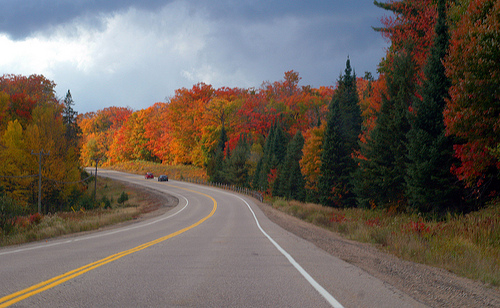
[252,121,289,193]
[353,51,415,208]
[207,126,228,183]
[226,134,251,187]
[406,0,462,213]
[62,90,80,148]
[318,59,361,207]
[276,131,306,201]
[338,57,362,154]
[318,98,353,207]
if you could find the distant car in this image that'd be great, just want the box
[145,172,154,179]
[158,175,168,182]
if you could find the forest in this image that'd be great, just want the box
[1,0,499,227]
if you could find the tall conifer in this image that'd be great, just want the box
[318,58,360,207]
[353,51,415,208]
[406,0,461,213]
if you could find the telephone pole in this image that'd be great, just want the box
[31,149,50,214]
[93,157,100,206]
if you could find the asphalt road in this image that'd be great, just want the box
[0,170,428,307]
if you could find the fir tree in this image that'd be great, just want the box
[353,51,415,208]
[338,57,362,154]
[208,126,228,183]
[318,58,361,207]
[276,131,306,201]
[406,0,462,213]
[226,134,251,187]
[318,97,353,207]
[62,90,80,148]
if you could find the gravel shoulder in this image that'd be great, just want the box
[254,199,500,308]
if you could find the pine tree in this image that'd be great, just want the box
[406,0,462,213]
[338,58,362,154]
[277,131,306,201]
[62,90,80,148]
[318,58,361,207]
[318,97,353,207]
[208,126,228,183]
[226,134,251,187]
[353,51,415,208]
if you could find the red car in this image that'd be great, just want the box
[145,172,154,179]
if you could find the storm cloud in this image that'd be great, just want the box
[0,1,389,113]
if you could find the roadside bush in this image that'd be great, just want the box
[0,196,23,235]
[117,191,129,205]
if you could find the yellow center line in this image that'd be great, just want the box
[0,185,217,308]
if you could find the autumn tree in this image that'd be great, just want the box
[300,124,325,201]
[444,0,500,200]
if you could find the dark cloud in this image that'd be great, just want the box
[0,0,171,39]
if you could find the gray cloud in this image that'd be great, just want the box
[1,1,389,113]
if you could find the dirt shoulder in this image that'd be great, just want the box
[254,200,500,308]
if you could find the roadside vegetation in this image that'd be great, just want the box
[271,197,500,287]
[0,177,155,247]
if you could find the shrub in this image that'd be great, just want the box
[117,191,129,205]
[0,196,23,235]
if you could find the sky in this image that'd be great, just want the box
[0,0,390,114]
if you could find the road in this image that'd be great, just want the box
[0,170,427,307]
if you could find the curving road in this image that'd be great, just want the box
[0,170,427,307]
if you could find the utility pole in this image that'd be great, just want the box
[31,149,50,214]
[93,157,100,206]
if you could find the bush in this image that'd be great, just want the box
[100,196,112,209]
[117,191,129,205]
[0,196,23,235]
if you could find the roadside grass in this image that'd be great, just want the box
[108,160,207,181]
[271,197,500,287]
[0,177,152,247]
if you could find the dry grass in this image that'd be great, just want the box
[0,177,153,247]
[271,198,500,287]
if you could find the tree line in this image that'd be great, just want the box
[1,0,499,222]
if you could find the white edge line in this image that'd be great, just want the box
[191,182,344,308]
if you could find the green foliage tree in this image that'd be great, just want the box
[225,134,251,187]
[62,90,81,149]
[207,126,228,183]
[318,95,353,207]
[354,51,415,209]
[406,0,463,213]
[275,131,306,201]
[318,58,360,207]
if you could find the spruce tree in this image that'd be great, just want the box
[208,126,228,183]
[338,58,362,154]
[62,90,80,148]
[277,131,306,201]
[406,0,461,213]
[226,134,251,187]
[318,58,361,207]
[318,98,353,207]
[353,51,415,208]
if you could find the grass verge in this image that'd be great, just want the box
[271,197,500,287]
[0,177,163,247]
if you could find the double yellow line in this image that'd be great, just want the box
[0,187,217,308]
